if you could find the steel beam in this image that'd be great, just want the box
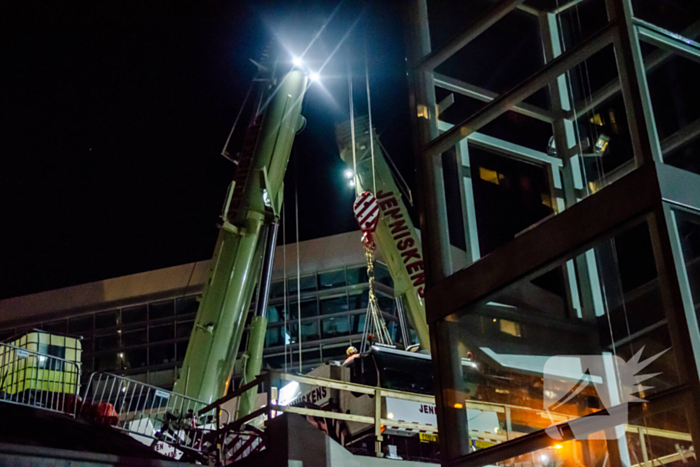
[566,19,700,119]
[425,162,659,323]
[606,0,662,163]
[433,73,554,123]
[415,0,526,72]
[422,22,616,160]
[635,18,700,65]
[661,117,700,157]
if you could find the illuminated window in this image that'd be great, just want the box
[479,167,502,185]
[499,319,521,337]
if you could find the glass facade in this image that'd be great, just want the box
[407,0,700,465]
[241,263,404,375]
[0,262,401,388]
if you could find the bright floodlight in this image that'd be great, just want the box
[292,56,303,67]
[348,179,355,188]
[344,169,353,179]
[309,72,320,82]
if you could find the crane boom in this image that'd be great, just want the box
[335,118,430,351]
[173,67,308,405]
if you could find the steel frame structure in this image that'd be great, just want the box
[405,0,700,465]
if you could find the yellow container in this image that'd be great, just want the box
[0,332,82,395]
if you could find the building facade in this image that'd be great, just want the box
[0,231,406,389]
[406,0,700,465]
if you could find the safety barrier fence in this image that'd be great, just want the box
[0,342,81,416]
[81,372,229,460]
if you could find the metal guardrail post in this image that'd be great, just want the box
[374,387,383,457]
[505,406,512,442]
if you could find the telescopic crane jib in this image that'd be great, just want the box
[172,61,308,414]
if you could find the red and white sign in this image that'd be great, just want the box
[353,191,379,233]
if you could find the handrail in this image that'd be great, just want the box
[199,371,269,415]
[203,369,695,464]
[82,372,230,459]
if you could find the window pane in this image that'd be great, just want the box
[350,313,366,335]
[265,325,286,348]
[347,267,368,285]
[122,305,147,325]
[269,281,285,299]
[322,316,350,339]
[150,324,174,342]
[375,263,393,287]
[121,328,147,347]
[81,337,93,353]
[149,301,174,320]
[290,300,317,320]
[289,320,320,343]
[69,315,93,334]
[319,296,349,315]
[0,330,15,342]
[43,320,67,334]
[149,344,175,365]
[95,354,118,371]
[123,348,147,370]
[318,269,346,289]
[82,356,94,373]
[289,275,317,294]
[266,304,284,323]
[95,310,119,329]
[176,342,187,362]
[322,345,350,362]
[176,321,194,339]
[377,294,395,314]
[349,289,369,310]
[95,333,119,351]
[175,296,198,315]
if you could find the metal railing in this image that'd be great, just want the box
[200,370,443,461]
[81,372,229,459]
[201,371,696,465]
[0,342,81,416]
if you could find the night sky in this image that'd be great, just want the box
[1,1,415,299]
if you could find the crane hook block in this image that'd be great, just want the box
[353,191,379,233]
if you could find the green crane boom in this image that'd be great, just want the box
[173,67,307,406]
[335,118,430,351]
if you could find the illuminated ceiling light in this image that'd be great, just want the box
[595,134,610,154]
[292,56,303,67]
[344,169,353,179]
[554,444,563,450]
[278,381,300,406]
[309,72,320,82]
[348,179,355,188]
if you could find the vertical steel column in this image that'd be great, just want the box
[605,0,662,163]
[455,138,481,265]
[406,0,453,284]
[405,2,459,464]
[539,11,605,322]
